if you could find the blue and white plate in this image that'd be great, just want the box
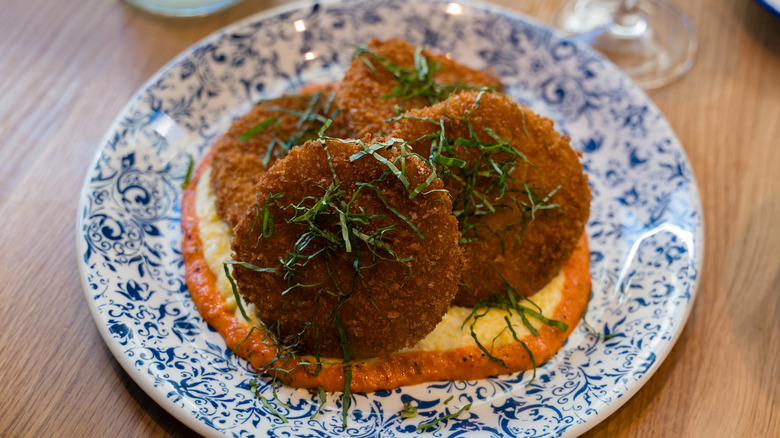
[77,0,703,436]
[756,0,780,19]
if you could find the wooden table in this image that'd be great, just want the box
[1,0,778,436]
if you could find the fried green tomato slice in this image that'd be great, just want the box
[335,38,503,138]
[230,138,464,359]
[390,90,591,306]
[210,85,351,228]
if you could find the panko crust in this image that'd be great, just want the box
[335,38,503,138]
[210,86,351,228]
[231,138,464,359]
[390,90,591,305]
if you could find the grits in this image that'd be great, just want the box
[196,167,566,355]
[182,152,590,392]
[181,38,592,393]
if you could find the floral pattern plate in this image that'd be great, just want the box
[77,0,703,436]
[756,0,780,19]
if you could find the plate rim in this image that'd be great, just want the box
[76,0,705,436]
[755,0,780,19]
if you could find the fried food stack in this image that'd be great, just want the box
[210,38,590,359]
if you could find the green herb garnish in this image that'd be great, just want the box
[401,402,418,418]
[250,379,288,423]
[310,386,328,420]
[181,154,194,189]
[416,403,472,431]
[244,192,284,248]
[223,263,251,322]
[228,136,433,428]
[334,313,352,429]
[504,316,537,385]
[461,277,568,383]
[239,116,278,142]
[260,192,284,238]
[239,90,341,166]
[393,90,562,250]
[581,289,617,340]
[226,326,258,369]
[354,45,477,105]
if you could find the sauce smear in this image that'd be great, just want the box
[181,153,591,393]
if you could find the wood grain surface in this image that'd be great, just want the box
[0,0,777,436]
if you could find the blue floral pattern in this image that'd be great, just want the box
[77,0,703,436]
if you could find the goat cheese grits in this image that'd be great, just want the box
[180,38,592,394]
[182,159,590,393]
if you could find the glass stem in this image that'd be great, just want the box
[611,0,647,38]
[618,0,639,14]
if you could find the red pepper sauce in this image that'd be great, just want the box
[181,152,591,393]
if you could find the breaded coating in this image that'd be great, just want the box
[390,90,590,305]
[335,38,503,138]
[210,85,351,227]
[231,138,464,359]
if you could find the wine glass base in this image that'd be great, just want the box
[553,0,697,89]
[124,0,243,17]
